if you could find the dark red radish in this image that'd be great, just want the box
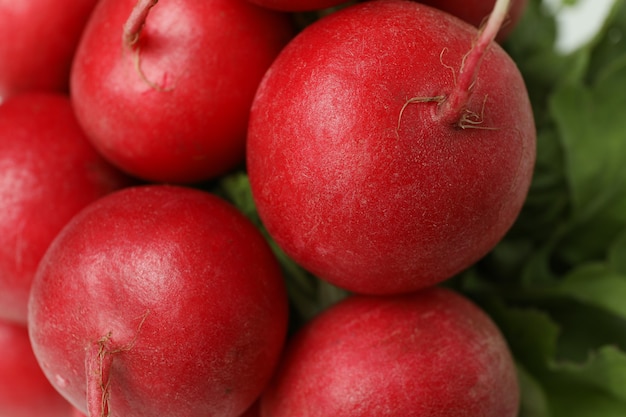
[417,0,528,41]
[260,287,520,417]
[0,318,73,417]
[70,0,294,183]
[240,400,260,417]
[0,93,132,324]
[28,185,289,417]
[0,0,99,101]
[247,0,535,295]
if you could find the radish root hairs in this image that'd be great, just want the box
[398,0,510,133]
[396,95,445,136]
[439,47,457,86]
[458,95,500,130]
[86,310,150,417]
[438,0,512,126]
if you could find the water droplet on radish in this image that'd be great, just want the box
[55,374,68,388]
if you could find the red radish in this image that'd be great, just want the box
[247,0,535,295]
[70,0,294,183]
[70,408,87,417]
[0,0,98,101]
[240,401,260,417]
[0,93,132,325]
[246,0,349,12]
[417,0,528,41]
[28,185,289,417]
[0,318,73,417]
[260,287,520,417]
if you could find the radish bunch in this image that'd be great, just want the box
[0,0,534,416]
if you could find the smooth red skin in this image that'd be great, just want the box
[247,0,536,295]
[70,0,294,183]
[70,408,87,417]
[417,0,529,41]
[246,0,348,12]
[0,0,98,100]
[28,185,289,417]
[0,93,132,324]
[260,287,520,417]
[0,319,72,417]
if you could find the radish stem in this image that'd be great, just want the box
[123,0,158,47]
[86,336,113,417]
[438,0,511,126]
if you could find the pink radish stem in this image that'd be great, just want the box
[439,0,511,126]
[123,0,158,47]
[86,336,113,417]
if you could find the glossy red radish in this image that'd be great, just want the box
[70,408,87,417]
[0,93,132,324]
[28,185,289,417]
[247,0,535,295]
[260,287,520,417]
[0,318,73,417]
[0,0,98,101]
[70,0,294,183]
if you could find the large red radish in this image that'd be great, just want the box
[70,0,294,183]
[247,0,536,295]
[260,287,520,417]
[28,185,289,417]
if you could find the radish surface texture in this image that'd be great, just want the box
[260,287,520,417]
[0,93,132,324]
[0,0,98,100]
[0,318,73,417]
[28,185,289,417]
[247,0,536,295]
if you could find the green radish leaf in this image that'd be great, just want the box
[480,299,560,373]
[544,346,626,417]
[550,346,626,403]
[546,298,626,363]
[608,229,626,274]
[546,380,626,417]
[548,60,626,264]
[517,364,552,417]
[585,0,626,84]
[550,263,626,319]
